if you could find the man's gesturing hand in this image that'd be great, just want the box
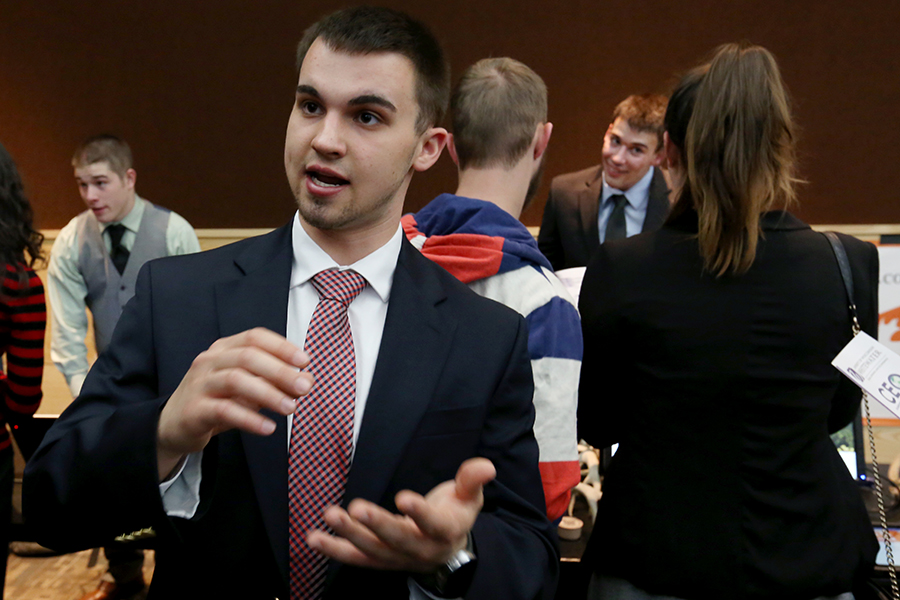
[306,457,496,572]
[157,327,312,480]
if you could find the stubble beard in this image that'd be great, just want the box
[523,157,546,212]
[294,142,418,232]
[295,175,408,233]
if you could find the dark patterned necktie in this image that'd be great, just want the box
[288,268,367,599]
[106,224,130,275]
[604,194,628,243]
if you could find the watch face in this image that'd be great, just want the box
[447,548,476,571]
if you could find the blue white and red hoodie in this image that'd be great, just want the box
[402,194,582,520]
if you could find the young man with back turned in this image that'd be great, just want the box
[26,8,557,600]
[402,57,581,523]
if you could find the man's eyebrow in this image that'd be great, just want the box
[295,85,397,113]
[349,94,397,113]
[296,84,321,98]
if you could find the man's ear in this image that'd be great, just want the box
[124,168,137,189]
[533,122,552,161]
[413,127,449,172]
[446,133,459,167]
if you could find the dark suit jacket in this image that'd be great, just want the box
[577,210,878,599]
[24,222,558,599]
[537,165,669,271]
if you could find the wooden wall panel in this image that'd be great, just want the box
[1,1,897,230]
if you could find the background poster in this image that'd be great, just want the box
[871,245,900,420]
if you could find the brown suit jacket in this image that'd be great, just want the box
[537,165,669,271]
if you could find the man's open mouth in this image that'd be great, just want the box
[307,169,349,187]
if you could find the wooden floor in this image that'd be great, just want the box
[4,549,154,600]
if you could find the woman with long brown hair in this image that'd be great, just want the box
[578,44,877,599]
[0,141,46,594]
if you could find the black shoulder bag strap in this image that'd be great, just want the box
[824,231,862,335]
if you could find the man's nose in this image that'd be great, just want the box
[83,186,99,202]
[311,114,347,157]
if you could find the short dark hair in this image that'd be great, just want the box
[611,94,668,151]
[451,58,547,170]
[295,6,450,133]
[72,134,133,178]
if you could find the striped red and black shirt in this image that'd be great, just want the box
[0,263,46,452]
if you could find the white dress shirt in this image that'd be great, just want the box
[286,212,398,448]
[596,166,655,243]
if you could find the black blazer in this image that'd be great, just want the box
[537,165,669,271]
[24,222,558,599]
[578,210,878,599]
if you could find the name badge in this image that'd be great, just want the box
[832,331,900,418]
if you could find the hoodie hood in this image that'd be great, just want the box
[401,193,551,284]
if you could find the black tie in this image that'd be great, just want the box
[106,224,130,275]
[604,194,628,243]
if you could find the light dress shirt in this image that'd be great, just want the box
[160,214,450,598]
[47,195,200,397]
[596,165,655,243]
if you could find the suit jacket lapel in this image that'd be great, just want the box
[343,238,455,504]
[579,166,604,260]
[325,239,457,586]
[214,222,293,587]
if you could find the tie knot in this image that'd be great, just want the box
[311,268,367,305]
[106,224,127,247]
[610,194,628,209]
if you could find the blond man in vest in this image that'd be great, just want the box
[47,134,199,600]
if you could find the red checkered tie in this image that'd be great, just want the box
[288,268,367,599]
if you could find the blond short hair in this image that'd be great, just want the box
[451,57,547,170]
[71,134,133,178]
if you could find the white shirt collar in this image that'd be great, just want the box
[601,166,655,210]
[102,195,144,233]
[289,211,400,304]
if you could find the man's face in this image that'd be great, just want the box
[600,117,663,191]
[284,39,438,240]
[74,161,136,224]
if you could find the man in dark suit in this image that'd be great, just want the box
[538,94,670,271]
[24,7,557,600]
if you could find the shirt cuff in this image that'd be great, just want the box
[159,451,203,519]
[68,373,87,399]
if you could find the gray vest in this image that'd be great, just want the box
[76,202,170,353]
